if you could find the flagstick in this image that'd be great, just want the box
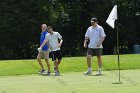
[116,20,121,83]
[116,0,121,83]
[115,4,122,84]
[106,5,122,84]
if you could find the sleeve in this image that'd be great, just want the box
[45,34,49,41]
[57,32,62,39]
[85,28,89,38]
[100,27,106,38]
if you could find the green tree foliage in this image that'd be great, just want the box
[0,0,139,59]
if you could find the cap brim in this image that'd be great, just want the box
[91,21,94,22]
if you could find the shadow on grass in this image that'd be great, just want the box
[84,74,105,76]
[112,81,123,84]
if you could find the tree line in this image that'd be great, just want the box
[0,0,140,59]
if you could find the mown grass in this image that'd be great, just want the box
[0,70,140,93]
[0,54,140,76]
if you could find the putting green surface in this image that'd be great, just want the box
[0,70,140,93]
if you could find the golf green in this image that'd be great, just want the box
[0,70,140,93]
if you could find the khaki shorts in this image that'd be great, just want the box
[37,50,49,59]
[87,48,102,56]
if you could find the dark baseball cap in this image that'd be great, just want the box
[90,17,98,22]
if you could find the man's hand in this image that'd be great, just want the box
[38,47,42,52]
[97,37,105,47]
[84,43,87,48]
[58,43,62,48]
[97,44,101,47]
[84,37,88,48]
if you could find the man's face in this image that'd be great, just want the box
[47,28,52,33]
[91,21,96,25]
[41,24,47,31]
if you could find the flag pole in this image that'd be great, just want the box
[106,4,122,83]
[116,0,121,84]
[116,19,121,83]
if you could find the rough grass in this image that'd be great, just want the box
[0,54,140,76]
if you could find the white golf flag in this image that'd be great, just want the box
[106,5,117,29]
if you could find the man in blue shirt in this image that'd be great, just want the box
[37,24,50,75]
[38,26,63,76]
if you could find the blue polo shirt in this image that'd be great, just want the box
[40,31,49,51]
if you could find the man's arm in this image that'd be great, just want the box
[97,36,106,47]
[57,32,63,48]
[97,27,106,47]
[84,37,89,48]
[58,38,63,47]
[38,39,48,51]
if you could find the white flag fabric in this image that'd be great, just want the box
[106,5,117,29]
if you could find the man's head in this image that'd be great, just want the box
[41,24,47,32]
[47,26,53,34]
[90,17,98,26]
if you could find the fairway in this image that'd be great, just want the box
[0,70,140,93]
